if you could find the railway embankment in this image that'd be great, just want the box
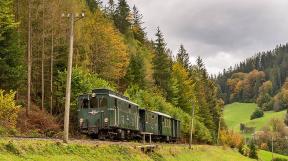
[0,138,255,161]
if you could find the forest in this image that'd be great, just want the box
[217,44,288,125]
[0,0,224,143]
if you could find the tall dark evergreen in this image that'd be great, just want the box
[0,0,23,90]
[153,27,172,95]
[114,0,131,34]
[125,53,146,87]
[86,0,102,12]
[176,44,190,69]
[132,5,145,42]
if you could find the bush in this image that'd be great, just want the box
[250,108,264,120]
[219,130,244,148]
[0,90,20,129]
[248,141,258,159]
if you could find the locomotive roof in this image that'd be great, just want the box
[92,88,129,100]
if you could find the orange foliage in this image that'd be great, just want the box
[220,129,244,148]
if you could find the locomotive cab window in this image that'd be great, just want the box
[90,97,98,109]
[82,99,89,109]
[99,96,107,108]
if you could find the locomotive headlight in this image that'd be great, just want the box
[79,118,84,125]
[104,118,109,123]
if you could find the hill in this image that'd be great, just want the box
[224,103,286,132]
[0,138,254,161]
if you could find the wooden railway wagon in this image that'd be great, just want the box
[78,88,181,141]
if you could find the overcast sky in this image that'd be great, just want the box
[118,0,288,74]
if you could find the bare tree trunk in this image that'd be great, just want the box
[27,0,32,116]
[50,17,54,114]
[41,0,45,111]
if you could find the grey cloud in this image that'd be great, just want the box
[125,0,288,74]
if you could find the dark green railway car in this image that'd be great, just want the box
[153,111,173,141]
[171,118,181,141]
[139,109,159,135]
[78,89,139,139]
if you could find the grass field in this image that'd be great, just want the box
[258,150,288,161]
[0,138,256,161]
[224,102,286,132]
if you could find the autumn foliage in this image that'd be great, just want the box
[0,90,20,129]
[219,129,244,148]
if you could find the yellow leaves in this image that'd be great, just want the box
[0,89,20,129]
[75,10,129,81]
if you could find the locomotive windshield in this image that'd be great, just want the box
[89,95,108,108]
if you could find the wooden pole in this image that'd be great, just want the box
[189,103,195,149]
[50,16,54,114]
[63,13,74,143]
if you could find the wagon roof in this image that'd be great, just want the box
[151,111,172,118]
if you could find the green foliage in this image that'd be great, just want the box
[250,108,264,120]
[176,44,190,70]
[153,27,172,96]
[248,141,258,159]
[124,52,146,87]
[0,90,20,129]
[257,81,274,111]
[114,0,131,34]
[273,79,288,111]
[124,85,212,143]
[272,158,288,161]
[0,0,23,90]
[54,67,115,113]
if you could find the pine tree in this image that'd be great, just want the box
[86,0,102,12]
[0,0,23,90]
[153,27,172,95]
[125,53,146,87]
[176,44,190,69]
[114,0,131,34]
[132,5,145,42]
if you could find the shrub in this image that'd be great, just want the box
[250,108,264,120]
[219,129,244,148]
[0,90,20,129]
[248,141,258,159]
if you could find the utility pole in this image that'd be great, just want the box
[189,102,195,149]
[50,17,54,114]
[217,108,224,145]
[271,136,274,160]
[63,13,84,143]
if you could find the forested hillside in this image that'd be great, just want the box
[0,0,224,143]
[217,44,288,125]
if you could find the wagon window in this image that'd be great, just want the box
[82,99,89,109]
[99,97,107,108]
[90,97,98,109]
[114,98,117,107]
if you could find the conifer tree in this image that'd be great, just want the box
[0,0,23,90]
[132,5,145,42]
[114,0,131,34]
[125,53,146,87]
[153,27,172,95]
[176,44,190,69]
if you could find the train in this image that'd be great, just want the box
[77,88,181,142]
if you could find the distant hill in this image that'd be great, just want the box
[217,44,288,104]
[224,103,286,133]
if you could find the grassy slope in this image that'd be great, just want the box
[258,150,288,161]
[224,103,286,132]
[0,138,255,161]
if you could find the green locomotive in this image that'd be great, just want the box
[78,88,181,141]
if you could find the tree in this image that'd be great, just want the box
[0,0,23,90]
[257,81,273,111]
[114,0,131,34]
[124,52,146,87]
[176,44,190,69]
[131,5,145,42]
[153,27,172,95]
[249,141,258,159]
